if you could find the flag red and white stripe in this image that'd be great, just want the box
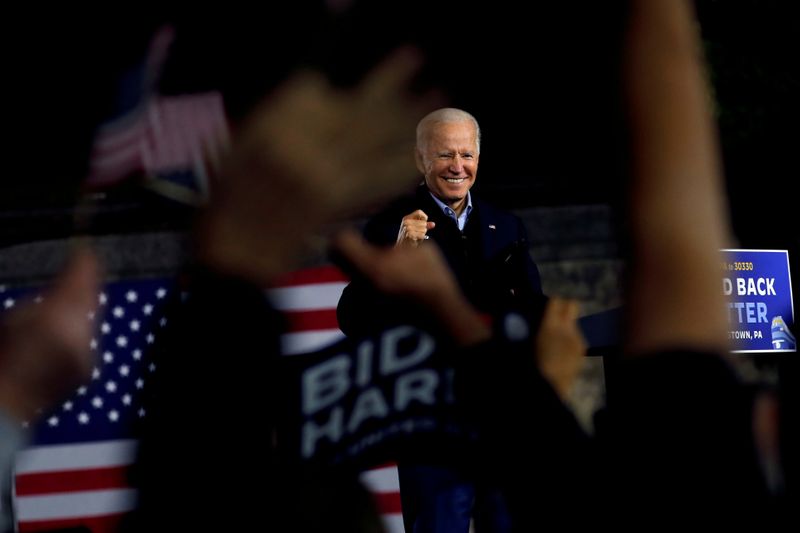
[86,92,229,196]
[269,266,349,356]
[14,440,137,532]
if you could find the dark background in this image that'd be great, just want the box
[1,0,797,254]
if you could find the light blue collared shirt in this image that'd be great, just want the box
[429,192,473,231]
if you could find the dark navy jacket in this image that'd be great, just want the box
[337,186,544,337]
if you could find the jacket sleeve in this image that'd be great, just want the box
[336,279,380,337]
[335,211,403,337]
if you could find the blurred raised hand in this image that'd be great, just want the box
[0,250,99,422]
[534,298,587,401]
[200,48,443,285]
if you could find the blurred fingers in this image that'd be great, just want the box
[359,46,424,103]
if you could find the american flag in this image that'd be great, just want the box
[86,92,229,203]
[85,25,230,206]
[7,266,404,533]
[7,279,171,532]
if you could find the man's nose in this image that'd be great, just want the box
[449,156,464,173]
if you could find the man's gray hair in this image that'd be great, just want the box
[416,108,481,154]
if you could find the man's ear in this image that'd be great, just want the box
[414,147,426,175]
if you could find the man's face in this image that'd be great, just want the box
[416,120,479,208]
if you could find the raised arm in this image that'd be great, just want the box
[623,0,732,356]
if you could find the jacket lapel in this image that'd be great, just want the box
[472,197,502,261]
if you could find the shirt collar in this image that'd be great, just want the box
[429,191,473,231]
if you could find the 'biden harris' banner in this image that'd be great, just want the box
[722,249,795,353]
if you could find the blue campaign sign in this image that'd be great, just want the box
[722,249,795,353]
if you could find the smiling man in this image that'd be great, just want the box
[337,108,546,533]
[397,109,481,245]
[338,108,543,334]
